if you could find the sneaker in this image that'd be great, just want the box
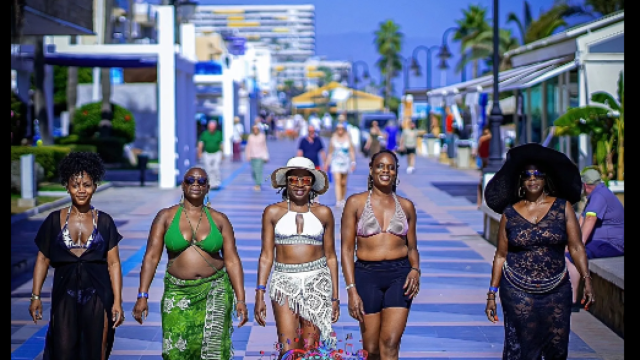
[407,167,414,174]
[335,200,345,208]
[253,185,261,191]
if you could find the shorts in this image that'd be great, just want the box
[565,240,624,264]
[354,257,413,314]
[405,147,416,155]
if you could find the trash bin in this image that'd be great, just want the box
[456,140,472,169]
[137,153,149,186]
[425,133,437,157]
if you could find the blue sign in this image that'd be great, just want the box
[195,61,223,75]
[110,68,124,84]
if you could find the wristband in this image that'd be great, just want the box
[256,285,266,291]
[345,283,355,290]
[411,267,421,275]
[585,212,597,217]
[137,292,149,299]
[30,293,41,301]
[488,286,498,294]
[331,298,340,305]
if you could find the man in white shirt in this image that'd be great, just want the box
[232,116,245,162]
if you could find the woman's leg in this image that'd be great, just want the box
[566,258,581,303]
[408,153,415,169]
[272,299,305,356]
[299,318,321,350]
[333,173,343,203]
[339,173,349,202]
[360,313,382,360]
[256,159,264,187]
[378,308,410,360]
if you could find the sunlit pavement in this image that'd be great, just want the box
[11,139,623,359]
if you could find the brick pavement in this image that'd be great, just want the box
[10,138,623,359]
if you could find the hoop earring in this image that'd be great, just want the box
[179,194,184,205]
[368,175,374,190]
[396,177,400,186]
[519,187,525,198]
[205,194,210,207]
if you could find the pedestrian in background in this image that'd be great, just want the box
[29,152,124,359]
[363,120,382,158]
[384,119,399,153]
[246,124,270,191]
[565,168,624,311]
[399,120,419,174]
[325,122,356,208]
[484,143,594,359]
[297,125,326,170]
[197,120,223,190]
[232,116,245,162]
[476,125,491,208]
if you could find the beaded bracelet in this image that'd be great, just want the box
[137,292,149,299]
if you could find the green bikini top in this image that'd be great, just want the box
[164,206,223,254]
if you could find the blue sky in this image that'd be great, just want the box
[149,0,594,93]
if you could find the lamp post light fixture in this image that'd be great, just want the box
[481,0,505,206]
[437,27,457,88]
[411,45,440,90]
[169,0,198,44]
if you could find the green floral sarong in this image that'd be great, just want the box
[162,269,235,360]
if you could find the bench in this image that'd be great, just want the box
[585,256,624,338]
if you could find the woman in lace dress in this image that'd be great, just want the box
[484,143,595,360]
[254,157,340,356]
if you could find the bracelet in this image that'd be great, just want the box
[256,285,267,291]
[30,293,41,301]
[583,275,592,279]
[237,300,246,304]
[137,292,149,299]
[488,286,499,294]
[331,298,340,305]
[411,267,421,275]
[487,298,496,301]
[345,283,356,290]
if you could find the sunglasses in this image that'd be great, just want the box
[287,176,314,186]
[184,176,208,186]
[521,170,546,180]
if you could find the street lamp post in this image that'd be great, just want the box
[167,0,198,44]
[411,45,440,89]
[350,60,370,124]
[398,55,411,93]
[437,27,457,88]
[482,0,504,197]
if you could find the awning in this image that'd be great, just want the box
[501,61,577,91]
[427,57,571,97]
[23,53,158,68]
[485,96,516,115]
[21,6,95,36]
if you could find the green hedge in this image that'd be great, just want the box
[55,135,124,163]
[11,146,72,181]
[72,102,136,143]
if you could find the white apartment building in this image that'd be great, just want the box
[192,4,315,89]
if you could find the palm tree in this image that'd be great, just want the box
[470,28,520,74]
[374,20,403,107]
[508,1,585,45]
[453,5,490,79]
[585,0,624,16]
[317,66,334,87]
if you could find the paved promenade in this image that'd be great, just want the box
[10,139,623,359]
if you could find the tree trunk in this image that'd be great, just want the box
[67,37,78,129]
[33,36,52,145]
[127,0,135,43]
[472,59,479,79]
[100,0,115,137]
[385,58,393,107]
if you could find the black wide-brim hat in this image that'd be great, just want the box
[484,143,582,214]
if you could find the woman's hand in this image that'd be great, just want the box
[112,302,125,329]
[403,269,420,298]
[254,292,267,327]
[485,298,499,323]
[323,164,330,173]
[347,290,365,323]
[582,277,595,310]
[331,300,340,323]
[131,297,149,325]
[236,301,248,328]
[29,299,43,324]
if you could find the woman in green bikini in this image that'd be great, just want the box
[131,167,248,359]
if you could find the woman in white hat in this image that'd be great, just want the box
[254,157,340,354]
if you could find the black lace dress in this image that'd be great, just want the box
[34,209,123,360]
[500,198,572,360]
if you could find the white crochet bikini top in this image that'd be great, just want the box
[274,201,324,245]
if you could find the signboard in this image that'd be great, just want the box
[195,61,223,75]
[110,68,124,84]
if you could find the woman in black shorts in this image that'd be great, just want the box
[340,149,420,360]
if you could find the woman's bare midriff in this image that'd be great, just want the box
[275,244,325,264]
[355,234,408,261]
[166,248,224,280]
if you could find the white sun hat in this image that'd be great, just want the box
[270,157,329,194]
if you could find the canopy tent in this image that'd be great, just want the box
[292,82,383,115]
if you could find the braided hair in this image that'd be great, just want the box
[368,149,400,192]
[58,152,105,186]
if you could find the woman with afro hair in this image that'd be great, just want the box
[29,151,125,359]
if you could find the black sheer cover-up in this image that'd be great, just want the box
[500,198,573,360]
[34,210,123,360]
